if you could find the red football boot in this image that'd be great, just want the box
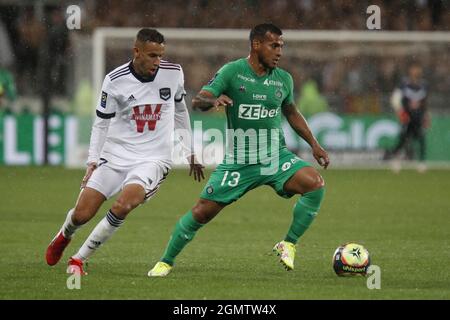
[46,232,71,266]
[67,257,87,275]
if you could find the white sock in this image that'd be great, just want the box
[74,210,124,262]
[61,208,81,239]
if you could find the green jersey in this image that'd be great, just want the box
[202,58,295,164]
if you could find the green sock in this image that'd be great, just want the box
[285,187,325,244]
[160,210,204,266]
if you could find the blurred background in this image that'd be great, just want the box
[0,0,449,167]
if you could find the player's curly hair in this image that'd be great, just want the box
[249,23,282,43]
[136,28,165,44]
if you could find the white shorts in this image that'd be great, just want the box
[86,158,170,202]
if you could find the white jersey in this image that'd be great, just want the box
[87,60,191,167]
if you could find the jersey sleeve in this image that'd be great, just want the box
[175,66,186,102]
[201,63,234,97]
[87,76,118,164]
[95,76,119,119]
[282,73,295,106]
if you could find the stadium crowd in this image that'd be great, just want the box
[0,0,449,114]
[83,0,450,31]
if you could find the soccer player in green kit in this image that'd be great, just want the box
[148,23,329,276]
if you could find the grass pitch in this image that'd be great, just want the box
[0,166,449,299]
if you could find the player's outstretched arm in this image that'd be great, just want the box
[192,90,233,112]
[282,103,330,169]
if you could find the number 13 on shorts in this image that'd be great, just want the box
[220,171,240,187]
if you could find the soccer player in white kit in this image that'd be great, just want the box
[45,28,204,275]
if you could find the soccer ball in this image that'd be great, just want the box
[332,243,370,276]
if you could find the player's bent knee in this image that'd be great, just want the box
[311,173,325,191]
[111,199,138,218]
[301,169,325,194]
[192,199,223,224]
[288,167,325,195]
[72,187,106,224]
[191,201,210,224]
[72,206,95,225]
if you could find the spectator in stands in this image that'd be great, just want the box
[0,17,17,112]
[15,7,45,95]
[83,0,447,31]
[283,78,329,155]
[0,67,17,112]
[44,6,70,95]
[0,19,14,69]
[297,79,329,117]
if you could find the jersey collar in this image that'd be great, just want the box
[129,61,159,83]
[244,58,274,78]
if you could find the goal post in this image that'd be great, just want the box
[92,28,450,100]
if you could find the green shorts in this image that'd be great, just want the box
[200,148,312,205]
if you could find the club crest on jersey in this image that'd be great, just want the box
[275,89,283,99]
[159,88,171,101]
